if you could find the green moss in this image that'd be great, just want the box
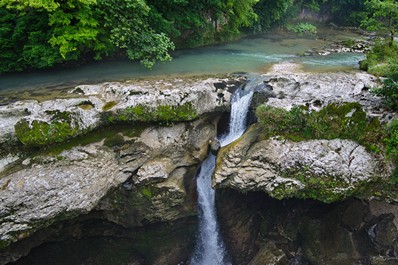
[77,100,95,110]
[107,103,198,125]
[37,124,145,156]
[255,103,394,202]
[269,168,381,203]
[256,103,385,152]
[139,187,153,200]
[15,111,80,147]
[102,101,117,111]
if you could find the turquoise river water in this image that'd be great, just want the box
[0,28,365,95]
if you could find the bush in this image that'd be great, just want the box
[361,40,398,77]
[285,22,317,34]
[385,119,398,183]
[372,78,398,110]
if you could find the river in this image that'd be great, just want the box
[0,27,364,95]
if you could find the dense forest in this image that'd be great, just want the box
[0,0,387,73]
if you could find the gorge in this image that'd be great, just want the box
[1,29,398,265]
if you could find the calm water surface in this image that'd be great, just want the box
[0,28,365,94]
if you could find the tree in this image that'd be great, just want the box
[362,0,398,46]
[96,0,174,68]
[254,0,292,30]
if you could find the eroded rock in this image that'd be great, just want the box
[0,115,218,264]
[214,125,389,203]
[0,77,239,149]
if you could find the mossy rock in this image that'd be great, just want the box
[14,111,80,147]
[107,103,198,125]
[256,102,385,152]
[270,172,379,203]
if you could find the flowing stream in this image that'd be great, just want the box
[190,82,254,265]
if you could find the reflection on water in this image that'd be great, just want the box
[0,28,365,94]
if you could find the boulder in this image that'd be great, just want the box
[214,125,389,203]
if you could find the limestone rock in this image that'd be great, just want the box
[209,137,221,154]
[0,143,125,249]
[214,125,388,202]
[0,77,238,148]
[251,70,397,123]
[135,157,174,185]
[0,116,217,263]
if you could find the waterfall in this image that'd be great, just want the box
[190,81,254,265]
[220,88,254,147]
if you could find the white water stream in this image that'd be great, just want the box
[190,83,254,265]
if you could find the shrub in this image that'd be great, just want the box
[285,22,317,34]
[372,78,398,110]
[360,40,398,77]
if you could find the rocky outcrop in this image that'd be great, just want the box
[216,69,396,203]
[0,77,239,149]
[214,124,389,202]
[0,115,218,264]
[250,71,389,120]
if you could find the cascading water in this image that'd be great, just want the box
[190,80,255,265]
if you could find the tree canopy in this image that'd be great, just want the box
[0,0,372,73]
[362,0,398,46]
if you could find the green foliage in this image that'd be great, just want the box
[0,8,63,72]
[256,103,384,151]
[96,0,174,68]
[285,22,317,34]
[364,40,398,110]
[385,120,398,160]
[47,0,100,60]
[361,0,398,46]
[253,0,292,30]
[385,120,398,183]
[221,0,259,37]
[373,78,398,110]
[359,40,398,76]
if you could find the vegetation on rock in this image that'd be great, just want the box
[14,111,80,147]
[255,103,396,201]
[107,103,198,125]
[256,103,384,152]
